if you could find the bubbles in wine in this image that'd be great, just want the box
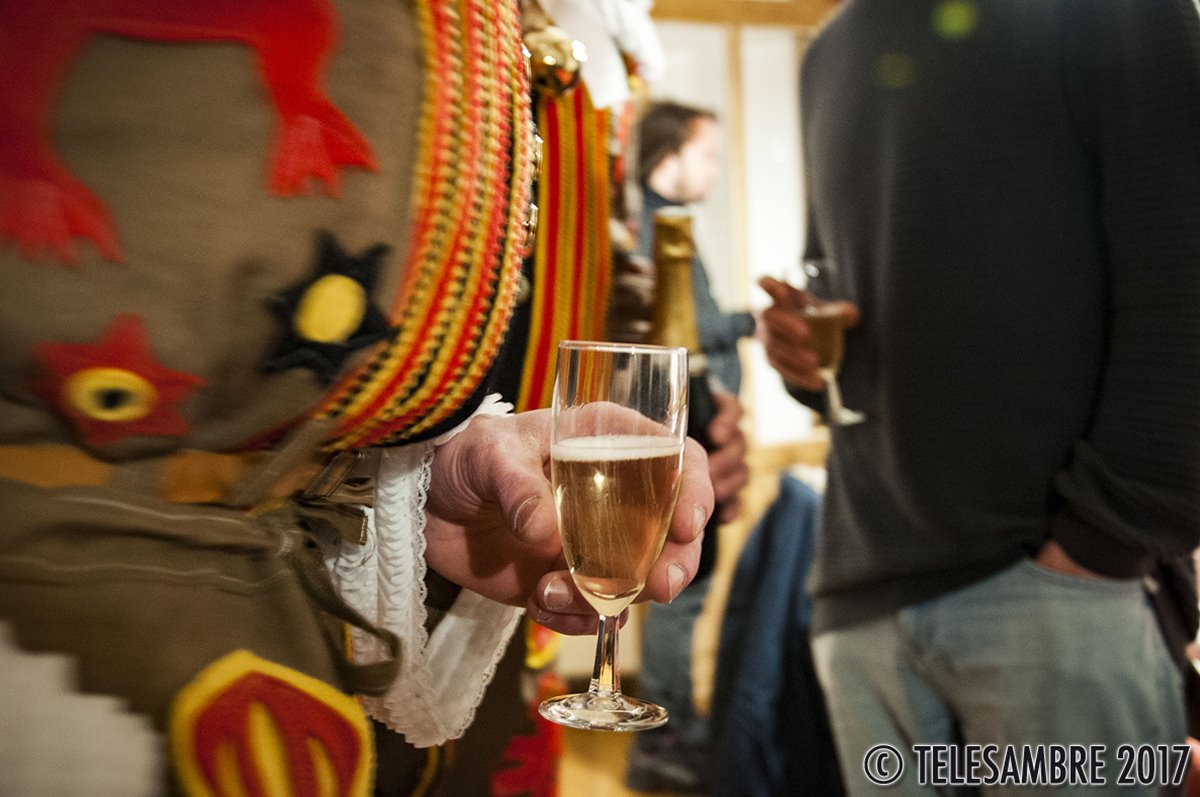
[551,435,684,615]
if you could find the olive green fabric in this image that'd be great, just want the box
[0,478,359,724]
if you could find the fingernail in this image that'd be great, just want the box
[668,564,687,603]
[513,496,538,537]
[693,505,708,537]
[543,575,572,610]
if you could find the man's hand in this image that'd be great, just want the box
[424,409,714,635]
[706,388,750,523]
[607,250,656,343]
[1034,539,1106,579]
[758,276,859,392]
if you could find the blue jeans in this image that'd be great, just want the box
[812,559,1185,796]
[633,573,715,782]
[639,573,711,727]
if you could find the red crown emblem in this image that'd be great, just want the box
[171,650,373,797]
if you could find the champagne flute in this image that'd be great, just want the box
[791,258,866,426]
[538,340,688,732]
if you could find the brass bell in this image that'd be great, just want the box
[524,25,586,97]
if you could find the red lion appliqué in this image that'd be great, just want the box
[0,1,378,265]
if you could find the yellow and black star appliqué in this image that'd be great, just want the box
[263,231,393,385]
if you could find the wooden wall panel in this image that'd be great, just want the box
[651,0,839,28]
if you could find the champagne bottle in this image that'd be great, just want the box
[647,206,721,580]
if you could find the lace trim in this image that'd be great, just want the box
[325,395,522,747]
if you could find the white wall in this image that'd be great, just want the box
[738,25,816,444]
[647,22,737,304]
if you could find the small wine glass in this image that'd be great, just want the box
[538,340,688,732]
[789,258,866,426]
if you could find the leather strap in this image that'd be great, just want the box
[0,443,324,506]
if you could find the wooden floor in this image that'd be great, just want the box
[558,727,690,797]
[555,434,830,796]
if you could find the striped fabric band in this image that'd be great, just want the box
[315,0,534,448]
[516,84,612,412]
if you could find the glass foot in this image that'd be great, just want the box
[539,692,668,732]
[828,407,866,426]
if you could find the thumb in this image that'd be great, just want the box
[494,467,558,546]
[494,411,558,545]
[758,275,789,301]
[758,275,809,309]
[832,299,862,328]
[432,412,559,546]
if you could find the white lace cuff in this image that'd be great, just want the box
[325,395,524,748]
[431,393,514,446]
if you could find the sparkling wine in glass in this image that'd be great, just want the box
[538,340,688,732]
[794,259,865,426]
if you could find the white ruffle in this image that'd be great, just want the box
[431,393,514,446]
[596,0,667,82]
[542,0,667,108]
[325,396,523,748]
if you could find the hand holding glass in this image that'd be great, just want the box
[791,259,865,426]
[538,341,688,732]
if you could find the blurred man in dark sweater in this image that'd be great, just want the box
[759,0,1200,793]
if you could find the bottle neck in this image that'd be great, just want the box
[648,254,704,355]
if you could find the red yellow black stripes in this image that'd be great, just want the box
[515,85,612,412]
[312,0,533,448]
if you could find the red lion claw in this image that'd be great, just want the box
[0,175,123,267]
[270,110,379,197]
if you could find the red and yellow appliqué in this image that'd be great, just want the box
[171,650,373,797]
[34,315,206,447]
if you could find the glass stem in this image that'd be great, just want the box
[825,372,847,416]
[588,614,620,697]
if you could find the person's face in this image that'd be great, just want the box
[674,118,721,203]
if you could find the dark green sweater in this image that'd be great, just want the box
[798,0,1200,631]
